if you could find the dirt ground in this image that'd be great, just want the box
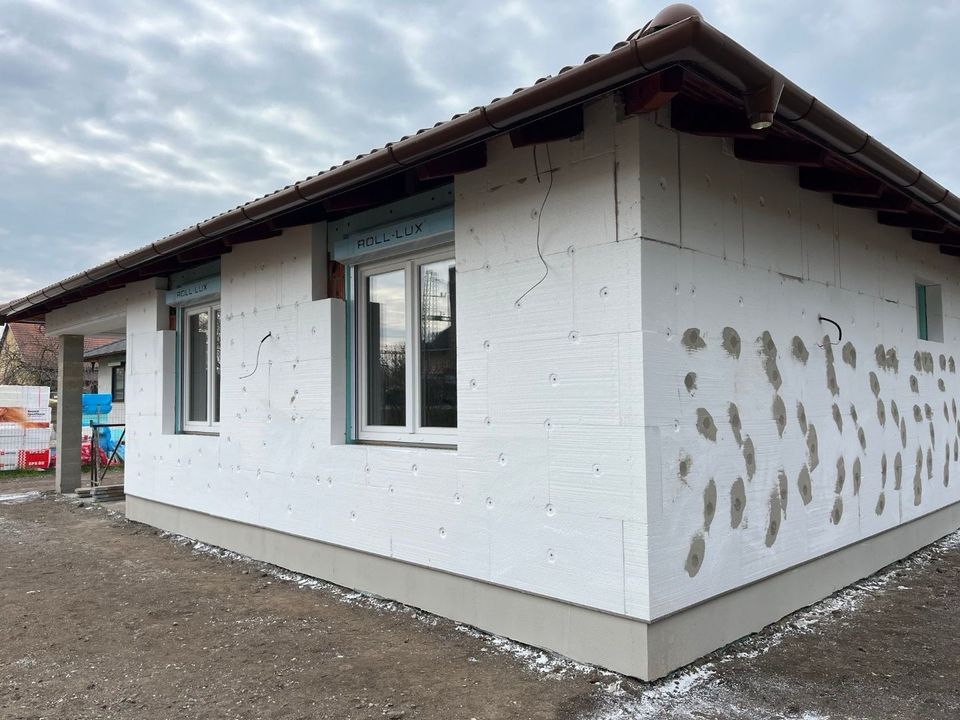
[1,474,959,720]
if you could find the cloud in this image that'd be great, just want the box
[0,0,957,306]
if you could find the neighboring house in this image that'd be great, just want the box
[0,322,114,392]
[4,5,960,680]
[84,338,126,425]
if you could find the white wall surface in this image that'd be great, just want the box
[638,119,960,618]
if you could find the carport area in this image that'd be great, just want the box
[2,475,958,720]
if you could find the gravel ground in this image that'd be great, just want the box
[1,473,959,720]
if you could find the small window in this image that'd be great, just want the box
[916,282,943,343]
[355,247,456,444]
[182,303,221,431]
[111,364,125,403]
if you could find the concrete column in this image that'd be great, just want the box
[55,334,84,494]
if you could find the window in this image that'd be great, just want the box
[916,282,944,343]
[111,364,125,403]
[355,248,456,444]
[182,303,221,431]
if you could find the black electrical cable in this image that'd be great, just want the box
[818,315,842,347]
[238,332,272,379]
[514,144,555,307]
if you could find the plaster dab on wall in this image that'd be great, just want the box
[772,395,786,437]
[685,533,706,577]
[875,344,899,373]
[926,448,933,480]
[696,408,717,441]
[682,328,706,352]
[728,403,743,447]
[910,375,920,393]
[850,404,859,426]
[953,399,958,421]
[758,331,781,389]
[869,371,881,398]
[954,438,958,462]
[922,352,934,374]
[900,419,908,449]
[765,486,782,547]
[832,404,843,433]
[684,372,698,395]
[721,326,741,359]
[742,437,756,481]
[950,356,957,373]
[852,457,862,495]
[806,425,820,471]
[834,457,846,494]
[940,354,947,372]
[841,342,857,369]
[678,454,693,482]
[791,336,809,365]
[939,378,946,392]
[891,400,900,426]
[945,445,951,487]
[796,401,808,435]
[826,363,840,397]
[944,402,950,423]
[914,351,923,373]
[930,422,936,447]
[777,469,788,517]
[703,479,717,531]
[880,454,888,487]
[830,496,843,525]
[730,478,746,528]
[875,492,886,516]
[858,426,867,452]
[797,465,813,505]
[877,399,886,426]
[925,403,934,421]
[894,452,903,490]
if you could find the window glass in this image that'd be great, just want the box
[916,283,928,341]
[111,365,125,403]
[366,270,406,426]
[419,259,457,428]
[188,311,209,422]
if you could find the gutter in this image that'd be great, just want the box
[2,7,957,322]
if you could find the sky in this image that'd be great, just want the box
[1,0,958,304]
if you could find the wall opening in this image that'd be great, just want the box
[916,281,943,343]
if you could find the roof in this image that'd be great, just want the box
[1,322,117,366]
[83,337,126,360]
[2,3,958,323]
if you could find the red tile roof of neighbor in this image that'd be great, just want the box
[1,322,117,367]
[0,3,958,323]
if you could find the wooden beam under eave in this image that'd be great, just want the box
[734,139,826,166]
[416,144,487,181]
[833,193,912,212]
[321,175,409,214]
[177,241,231,263]
[509,106,584,148]
[913,229,960,246]
[222,225,283,246]
[878,211,947,233]
[670,96,758,138]
[622,67,684,116]
[799,168,883,197]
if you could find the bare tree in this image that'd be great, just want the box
[0,332,60,390]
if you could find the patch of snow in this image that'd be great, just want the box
[0,491,41,504]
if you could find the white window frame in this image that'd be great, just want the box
[181,302,221,434]
[354,243,456,445]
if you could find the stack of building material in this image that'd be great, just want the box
[75,484,125,502]
[0,385,51,470]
